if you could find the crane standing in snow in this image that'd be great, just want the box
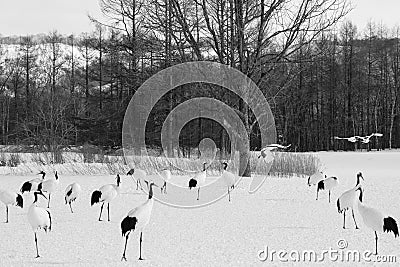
[357,192,399,254]
[336,172,364,229]
[37,171,60,208]
[127,168,147,190]
[27,191,52,258]
[159,169,171,194]
[0,189,23,223]
[316,176,338,203]
[65,182,81,213]
[221,162,236,202]
[91,174,121,221]
[121,181,158,261]
[188,162,207,201]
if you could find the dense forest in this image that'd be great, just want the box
[0,0,399,157]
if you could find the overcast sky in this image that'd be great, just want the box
[0,0,399,36]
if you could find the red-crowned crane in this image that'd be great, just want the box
[337,172,364,229]
[159,169,171,194]
[65,182,81,213]
[91,174,121,221]
[356,133,383,144]
[221,162,236,202]
[188,162,207,200]
[20,171,46,194]
[258,144,291,158]
[0,189,23,223]
[316,176,338,203]
[127,168,146,190]
[38,171,60,208]
[357,191,399,255]
[121,181,158,261]
[27,191,52,258]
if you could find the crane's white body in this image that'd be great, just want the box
[357,199,399,254]
[307,171,325,186]
[0,190,19,206]
[28,204,51,232]
[27,192,52,258]
[127,168,147,190]
[0,189,23,223]
[316,176,338,202]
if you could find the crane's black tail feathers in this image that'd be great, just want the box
[91,191,102,206]
[337,199,342,213]
[317,180,324,192]
[121,216,137,237]
[20,182,32,193]
[16,194,23,208]
[188,178,197,189]
[383,217,399,238]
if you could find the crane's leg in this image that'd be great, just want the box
[375,231,378,255]
[352,209,359,229]
[228,188,231,202]
[316,189,319,200]
[138,232,144,260]
[98,203,104,221]
[69,202,73,213]
[121,232,130,261]
[343,210,346,229]
[197,187,200,201]
[107,203,110,221]
[34,232,40,258]
[329,190,331,203]
[6,205,9,223]
[47,194,51,208]
[136,180,139,190]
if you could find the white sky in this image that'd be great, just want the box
[0,0,399,36]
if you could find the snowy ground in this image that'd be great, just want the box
[0,151,399,266]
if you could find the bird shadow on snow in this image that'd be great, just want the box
[24,259,81,265]
[269,226,313,230]
[263,198,297,202]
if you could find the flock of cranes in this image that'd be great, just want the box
[0,160,238,260]
[309,171,399,255]
[0,140,398,260]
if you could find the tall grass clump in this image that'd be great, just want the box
[252,152,321,177]
[7,153,21,167]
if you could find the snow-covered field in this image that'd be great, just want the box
[0,151,399,266]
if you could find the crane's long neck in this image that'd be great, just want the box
[148,184,154,199]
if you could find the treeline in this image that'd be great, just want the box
[1,0,398,156]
